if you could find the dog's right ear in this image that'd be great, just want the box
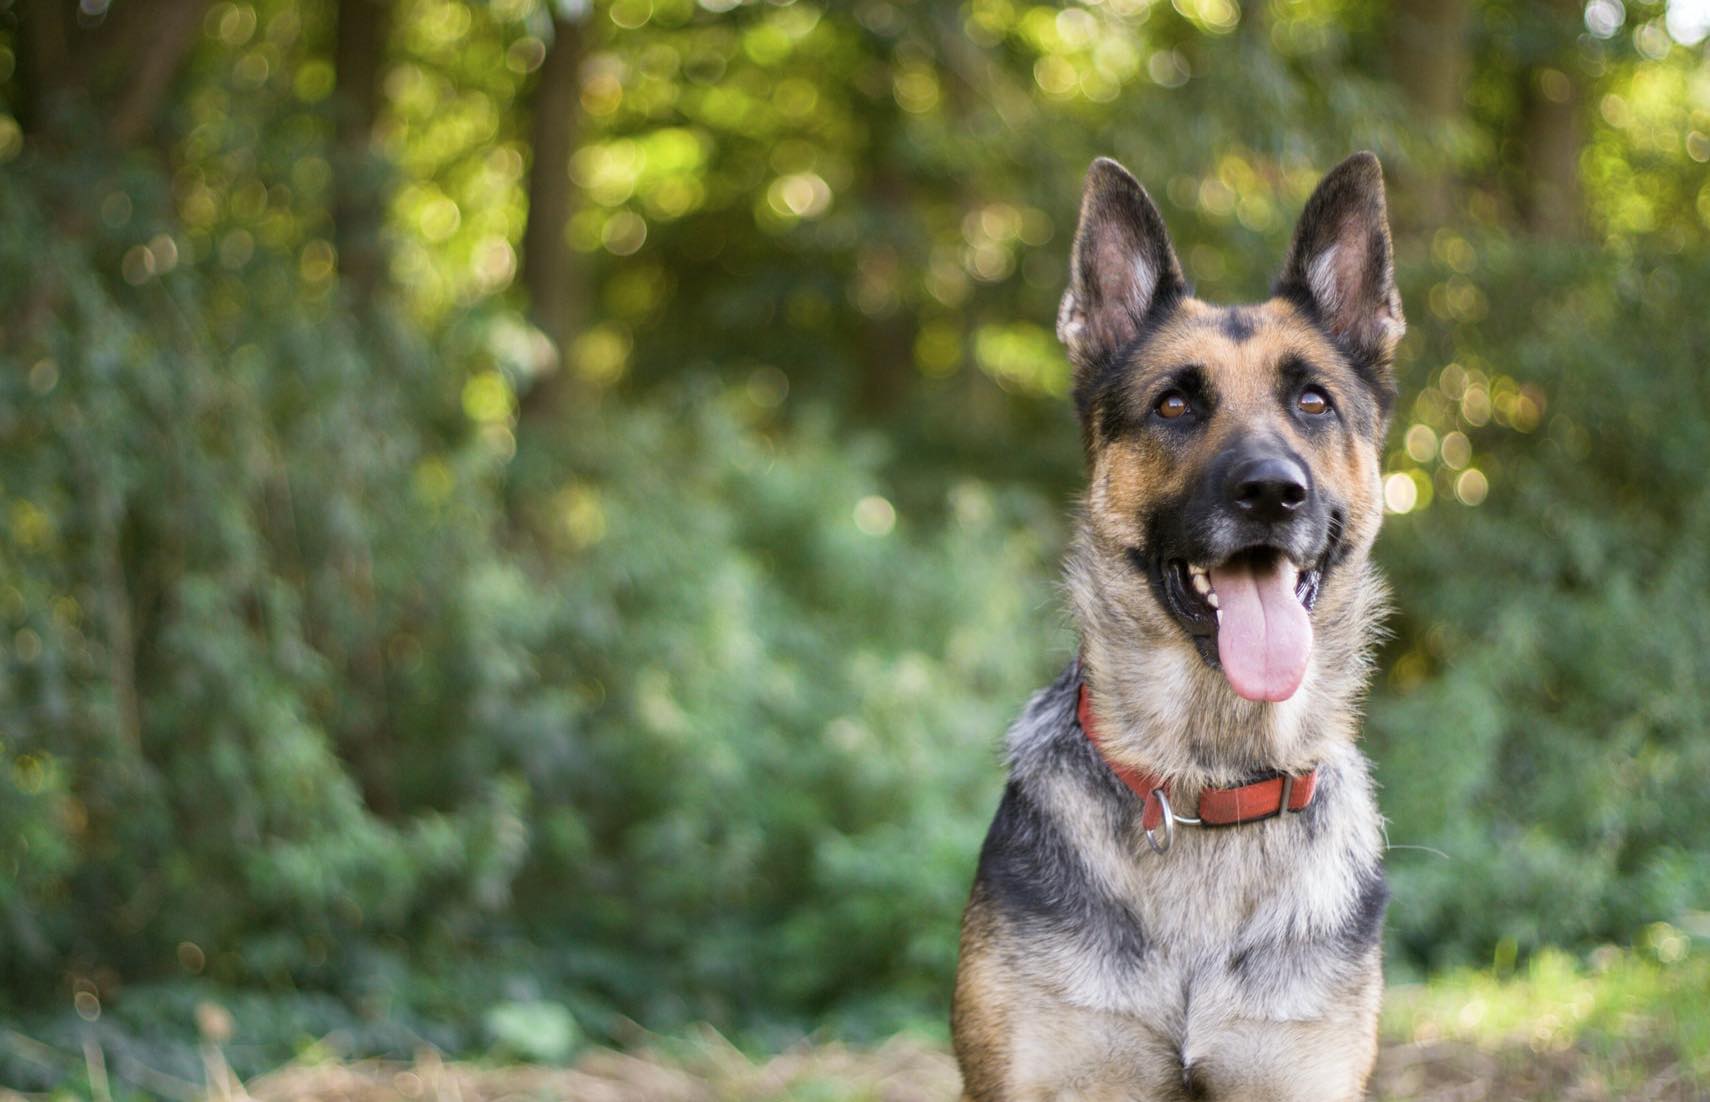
[1057,158,1185,369]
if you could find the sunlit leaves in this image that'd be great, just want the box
[1015,4,1150,102]
[380,0,541,315]
[572,128,709,212]
[1171,0,1240,35]
[1584,49,1710,242]
[972,322,1067,397]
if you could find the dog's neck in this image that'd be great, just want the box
[1064,526,1386,787]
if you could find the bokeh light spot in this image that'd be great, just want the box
[601,211,648,255]
[1404,424,1439,464]
[178,942,207,974]
[767,172,832,220]
[1439,431,1472,470]
[1147,50,1190,87]
[610,0,652,29]
[746,366,789,408]
[893,65,940,114]
[853,495,897,537]
[300,239,337,282]
[1383,472,1419,514]
[0,116,21,162]
[559,486,608,549]
[462,371,515,425]
[1586,0,1626,37]
[1667,0,1710,42]
[1668,0,1710,42]
[573,324,632,386]
[1455,468,1489,506]
[507,37,547,74]
[121,245,155,285]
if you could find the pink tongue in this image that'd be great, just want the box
[1210,557,1312,702]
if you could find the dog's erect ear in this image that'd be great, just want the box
[1276,152,1405,373]
[1057,158,1185,367]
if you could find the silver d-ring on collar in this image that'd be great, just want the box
[1142,789,1202,855]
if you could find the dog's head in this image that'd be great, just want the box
[1060,153,1402,706]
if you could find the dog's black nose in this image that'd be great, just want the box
[1227,455,1310,523]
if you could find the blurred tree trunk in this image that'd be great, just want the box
[16,0,209,153]
[15,0,73,142]
[333,0,392,306]
[519,14,588,422]
[1389,0,1471,229]
[855,256,915,419]
[1518,65,1583,237]
[108,0,209,149]
[854,114,916,419]
[1501,0,1586,237]
[329,0,401,802]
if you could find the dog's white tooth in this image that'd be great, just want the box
[1191,573,1211,595]
[1189,563,1207,576]
[1215,608,1222,624]
[1206,590,1219,609]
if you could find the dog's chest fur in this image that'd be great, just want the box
[955,662,1388,1100]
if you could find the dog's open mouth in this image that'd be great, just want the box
[1153,538,1336,703]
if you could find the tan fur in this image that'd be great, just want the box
[951,887,1013,1101]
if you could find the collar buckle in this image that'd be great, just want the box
[1143,789,1175,854]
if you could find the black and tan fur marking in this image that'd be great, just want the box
[953,154,1404,1100]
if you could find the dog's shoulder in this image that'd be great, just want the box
[1002,657,1130,797]
[973,658,1151,952]
[1001,656,1084,769]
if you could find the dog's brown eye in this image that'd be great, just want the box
[1297,387,1330,415]
[1155,392,1190,419]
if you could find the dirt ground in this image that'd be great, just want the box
[217,1031,1707,1102]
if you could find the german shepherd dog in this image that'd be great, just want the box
[952,153,1404,1101]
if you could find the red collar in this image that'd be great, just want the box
[1076,684,1317,834]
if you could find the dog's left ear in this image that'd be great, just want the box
[1276,152,1405,375]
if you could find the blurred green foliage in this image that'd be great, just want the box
[1374,240,1710,973]
[0,0,1708,1075]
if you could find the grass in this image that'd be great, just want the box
[1374,927,1710,1101]
[3,940,1706,1101]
